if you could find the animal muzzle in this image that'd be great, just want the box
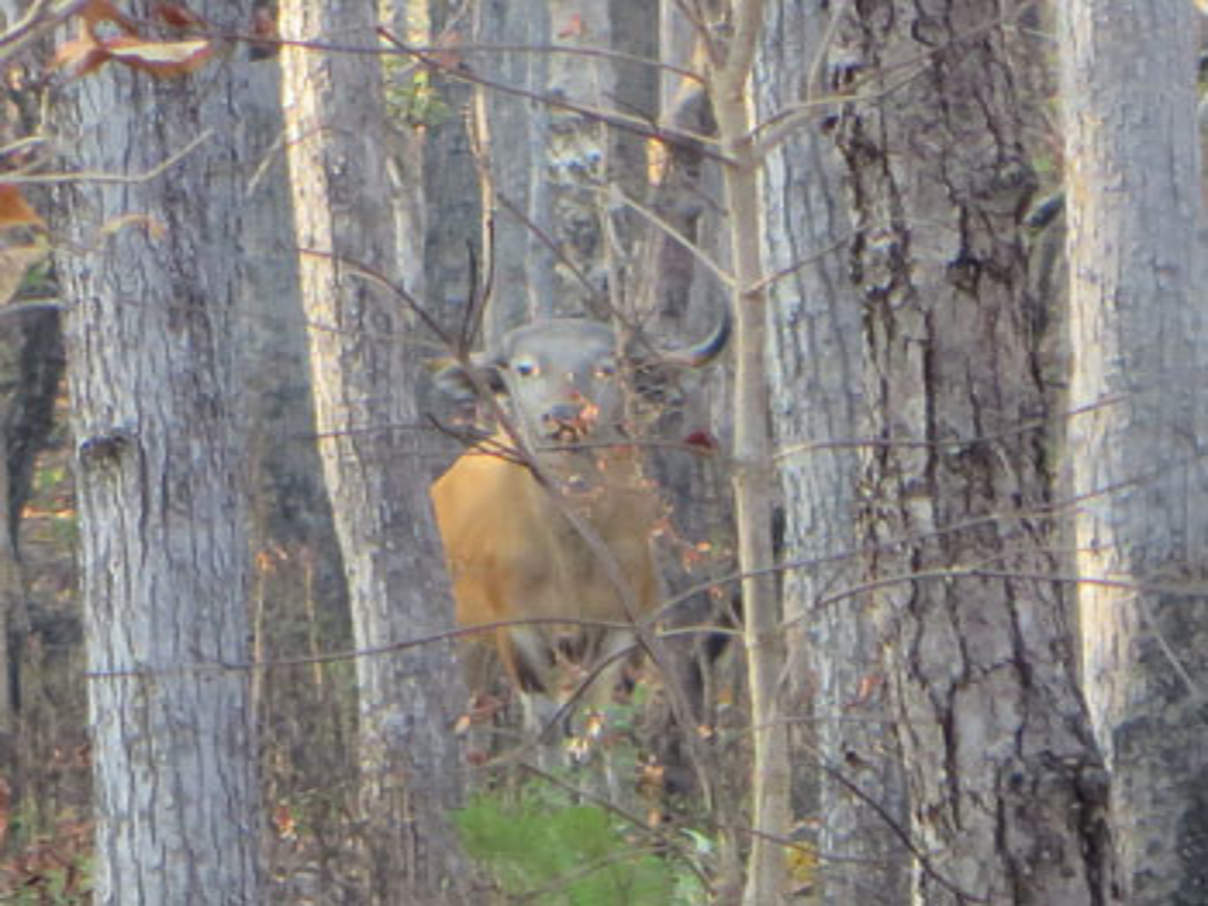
[542,402,599,442]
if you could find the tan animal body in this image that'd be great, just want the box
[430,432,661,703]
[429,315,729,715]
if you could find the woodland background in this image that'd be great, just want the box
[0,0,1206,904]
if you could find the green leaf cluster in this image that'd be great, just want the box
[455,796,683,905]
[382,62,451,128]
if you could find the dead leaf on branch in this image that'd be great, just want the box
[151,1,207,29]
[104,36,214,76]
[51,35,112,78]
[54,32,215,79]
[54,0,218,80]
[0,184,44,229]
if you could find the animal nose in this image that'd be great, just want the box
[543,403,585,426]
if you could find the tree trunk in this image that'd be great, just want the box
[279,6,468,902]
[831,2,1112,901]
[756,2,908,901]
[422,0,481,341]
[472,0,551,334]
[1060,3,1208,902]
[55,2,260,898]
[707,1,792,902]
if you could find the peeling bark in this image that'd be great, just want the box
[831,2,1112,901]
[756,1,908,901]
[57,2,261,897]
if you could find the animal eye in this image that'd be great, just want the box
[512,357,539,377]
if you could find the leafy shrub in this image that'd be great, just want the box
[455,794,692,906]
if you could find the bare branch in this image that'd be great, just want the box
[0,0,64,65]
[6,129,214,185]
[376,26,735,166]
[605,183,735,291]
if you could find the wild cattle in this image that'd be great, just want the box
[428,314,729,725]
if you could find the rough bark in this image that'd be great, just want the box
[609,0,658,202]
[1060,3,1208,903]
[831,2,1111,902]
[55,2,260,898]
[756,2,908,902]
[472,0,551,334]
[278,6,468,902]
[422,0,481,341]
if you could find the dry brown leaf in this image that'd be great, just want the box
[152,1,206,28]
[104,36,215,77]
[51,34,113,78]
[557,13,585,38]
[0,184,44,229]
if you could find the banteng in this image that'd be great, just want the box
[429,314,729,728]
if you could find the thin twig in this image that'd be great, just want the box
[375,26,733,165]
[0,0,63,63]
[605,184,734,290]
[296,247,452,349]
[6,129,214,185]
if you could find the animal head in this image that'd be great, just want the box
[431,312,730,454]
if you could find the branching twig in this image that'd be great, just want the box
[375,26,734,166]
[6,129,214,185]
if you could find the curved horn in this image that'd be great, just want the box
[661,305,731,367]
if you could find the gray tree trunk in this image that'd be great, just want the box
[235,38,355,903]
[239,26,335,572]
[278,5,468,902]
[1060,3,1208,902]
[55,2,260,899]
[830,2,1111,902]
[423,1,481,341]
[609,0,657,204]
[756,2,907,902]
[472,0,551,334]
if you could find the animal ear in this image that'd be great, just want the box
[427,355,506,401]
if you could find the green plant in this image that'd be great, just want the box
[455,794,700,905]
[382,62,451,128]
[6,855,92,905]
[0,804,92,906]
